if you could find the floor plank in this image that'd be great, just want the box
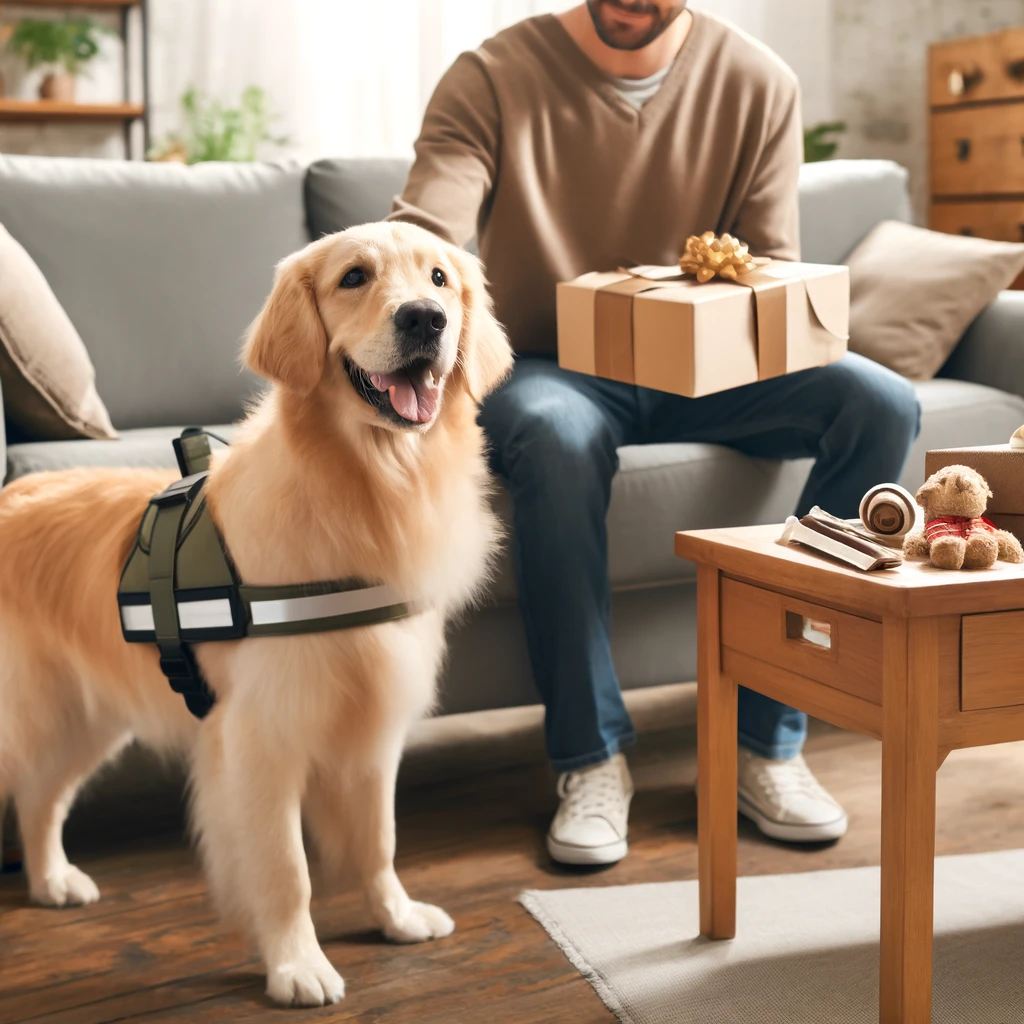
[3,718,1024,1024]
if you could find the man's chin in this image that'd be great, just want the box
[588,1,687,51]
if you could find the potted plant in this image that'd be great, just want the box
[6,18,108,102]
[148,86,289,163]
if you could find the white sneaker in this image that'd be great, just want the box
[547,753,634,866]
[737,749,848,843]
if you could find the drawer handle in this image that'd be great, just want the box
[784,611,832,651]
[956,138,971,161]
[959,227,976,237]
[1018,223,1024,242]
[948,66,983,96]
[1008,58,1024,82]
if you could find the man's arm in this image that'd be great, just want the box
[388,53,500,247]
[730,82,803,262]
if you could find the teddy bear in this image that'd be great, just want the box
[903,464,1024,570]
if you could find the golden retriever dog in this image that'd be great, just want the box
[0,221,512,1006]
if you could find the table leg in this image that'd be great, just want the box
[697,565,737,940]
[880,617,939,1024]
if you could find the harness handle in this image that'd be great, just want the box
[173,428,231,478]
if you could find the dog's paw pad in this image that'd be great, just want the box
[384,901,455,944]
[266,956,345,1007]
[31,865,100,907]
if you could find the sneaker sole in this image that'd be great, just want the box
[737,792,848,843]
[546,834,628,866]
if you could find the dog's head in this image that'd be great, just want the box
[244,222,512,431]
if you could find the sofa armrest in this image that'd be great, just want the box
[939,291,1024,399]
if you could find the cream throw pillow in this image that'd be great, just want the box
[846,220,1024,381]
[0,224,116,440]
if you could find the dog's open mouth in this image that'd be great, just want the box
[345,357,445,426]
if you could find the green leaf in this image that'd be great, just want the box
[803,121,847,163]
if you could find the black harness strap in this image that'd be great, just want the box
[147,474,217,719]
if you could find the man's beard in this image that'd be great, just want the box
[586,0,688,52]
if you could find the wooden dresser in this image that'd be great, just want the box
[929,26,1024,278]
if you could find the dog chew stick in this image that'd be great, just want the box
[780,507,904,571]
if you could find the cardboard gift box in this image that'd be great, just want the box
[925,444,1024,542]
[556,261,849,398]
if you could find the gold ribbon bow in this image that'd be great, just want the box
[678,231,770,283]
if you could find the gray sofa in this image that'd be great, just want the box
[2,154,1023,717]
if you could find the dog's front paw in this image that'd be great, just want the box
[383,900,455,944]
[31,865,100,907]
[266,953,345,1008]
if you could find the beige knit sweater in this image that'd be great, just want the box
[390,11,802,356]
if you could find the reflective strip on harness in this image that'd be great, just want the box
[249,583,407,626]
[120,584,411,637]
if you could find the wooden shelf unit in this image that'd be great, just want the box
[0,0,149,157]
[8,0,141,7]
[0,98,143,122]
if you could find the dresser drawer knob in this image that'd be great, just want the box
[956,138,971,161]
[948,66,983,96]
[1008,58,1024,82]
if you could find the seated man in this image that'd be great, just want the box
[390,0,919,865]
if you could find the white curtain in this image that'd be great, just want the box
[151,0,568,160]
[150,0,833,160]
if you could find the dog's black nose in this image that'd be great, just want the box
[393,300,447,347]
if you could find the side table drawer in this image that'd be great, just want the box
[962,610,1024,710]
[720,578,882,704]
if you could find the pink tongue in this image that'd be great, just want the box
[369,370,440,424]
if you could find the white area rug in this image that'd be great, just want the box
[521,850,1024,1023]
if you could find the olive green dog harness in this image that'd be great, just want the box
[118,429,413,719]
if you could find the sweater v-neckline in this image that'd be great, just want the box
[537,10,709,125]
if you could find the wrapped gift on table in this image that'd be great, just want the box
[556,232,850,399]
[925,432,1024,542]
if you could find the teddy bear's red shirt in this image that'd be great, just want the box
[925,516,997,542]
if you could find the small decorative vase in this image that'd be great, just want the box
[39,73,76,102]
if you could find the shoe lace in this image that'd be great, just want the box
[754,757,827,801]
[557,760,625,820]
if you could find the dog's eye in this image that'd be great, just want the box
[340,267,367,289]
[431,268,446,288]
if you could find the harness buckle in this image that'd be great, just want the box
[159,646,201,689]
[158,645,216,718]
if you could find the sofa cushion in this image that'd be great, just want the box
[305,158,411,237]
[0,156,309,431]
[0,224,116,441]
[846,221,1024,381]
[5,425,238,480]
[798,159,911,264]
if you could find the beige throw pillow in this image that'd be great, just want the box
[845,220,1024,381]
[0,224,116,441]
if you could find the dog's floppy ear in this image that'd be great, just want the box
[450,248,513,404]
[244,248,327,394]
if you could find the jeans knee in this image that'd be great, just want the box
[503,408,619,498]
[834,357,920,448]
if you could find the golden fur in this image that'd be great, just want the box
[0,221,512,1007]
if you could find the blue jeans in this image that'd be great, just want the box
[478,353,921,772]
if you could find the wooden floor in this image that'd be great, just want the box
[4,718,1024,1024]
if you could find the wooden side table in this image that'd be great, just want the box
[676,524,1024,1023]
